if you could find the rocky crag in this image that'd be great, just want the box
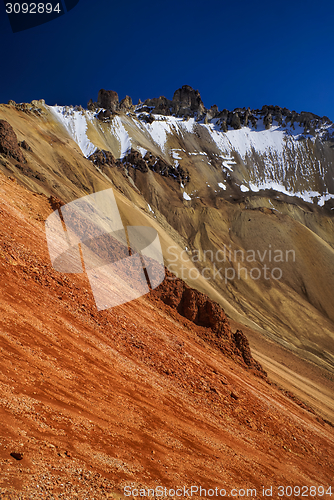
[88,85,334,136]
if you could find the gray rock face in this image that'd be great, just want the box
[230,112,241,130]
[143,96,172,116]
[264,112,273,130]
[172,85,206,118]
[120,95,133,111]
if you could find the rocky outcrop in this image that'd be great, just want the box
[138,113,155,124]
[264,112,273,130]
[48,195,64,211]
[0,120,25,163]
[204,104,219,123]
[119,95,133,111]
[230,112,241,130]
[97,89,119,111]
[151,269,267,377]
[172,85,206,118]
[97,108,114,122]
[87,99,96,111]
[124,149,190,184]
[141,96,172,116]
[88,148,190,185]
[87,87,333,135]
[88,149,116,168]
[122,149,148,172]
[7,100,45,116]
[140,86,207,119]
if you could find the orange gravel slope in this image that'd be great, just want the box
[0,173,333,498]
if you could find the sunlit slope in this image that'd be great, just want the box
[0,171,333,496]
[0,100,333,373]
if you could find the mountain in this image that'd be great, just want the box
[1,87,334,373]
[0,87,333,495]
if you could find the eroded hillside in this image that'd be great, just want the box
[0,171,333,498]
[0,92,333,376]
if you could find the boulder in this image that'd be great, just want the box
[19,140,32,151]
[151,269,267,377]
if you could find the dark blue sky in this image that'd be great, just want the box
[1,0,334,119]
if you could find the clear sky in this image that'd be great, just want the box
[1,0,334,119]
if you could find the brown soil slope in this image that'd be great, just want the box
[0,173,333,497]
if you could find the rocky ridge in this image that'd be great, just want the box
[88,85,334,136]
[81,86,334,206]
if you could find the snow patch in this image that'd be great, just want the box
[183,192,192,201]
[171,149,182,160]
[218,182,226,190]
[109,116,132,159]
[205,121,286,160]
[249,183,260,192]
[50,106,97,157]
[222,156,237,171]
[249,180,334,206]
[137,147,147,157]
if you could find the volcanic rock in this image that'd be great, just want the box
[152,270,267,376]
[172,85,206,118]
[230,112,241,130]
[88,149,116,168]
[264,112,273,130]
[97,108,114,121]
[150,96,172,115]
[119,95,133,111]
[0,120,25,163]
[97,89,119,111]
[87,99,96,111]
[122,149,148,172]
[138,113,155,123]
[19,140,32,151]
